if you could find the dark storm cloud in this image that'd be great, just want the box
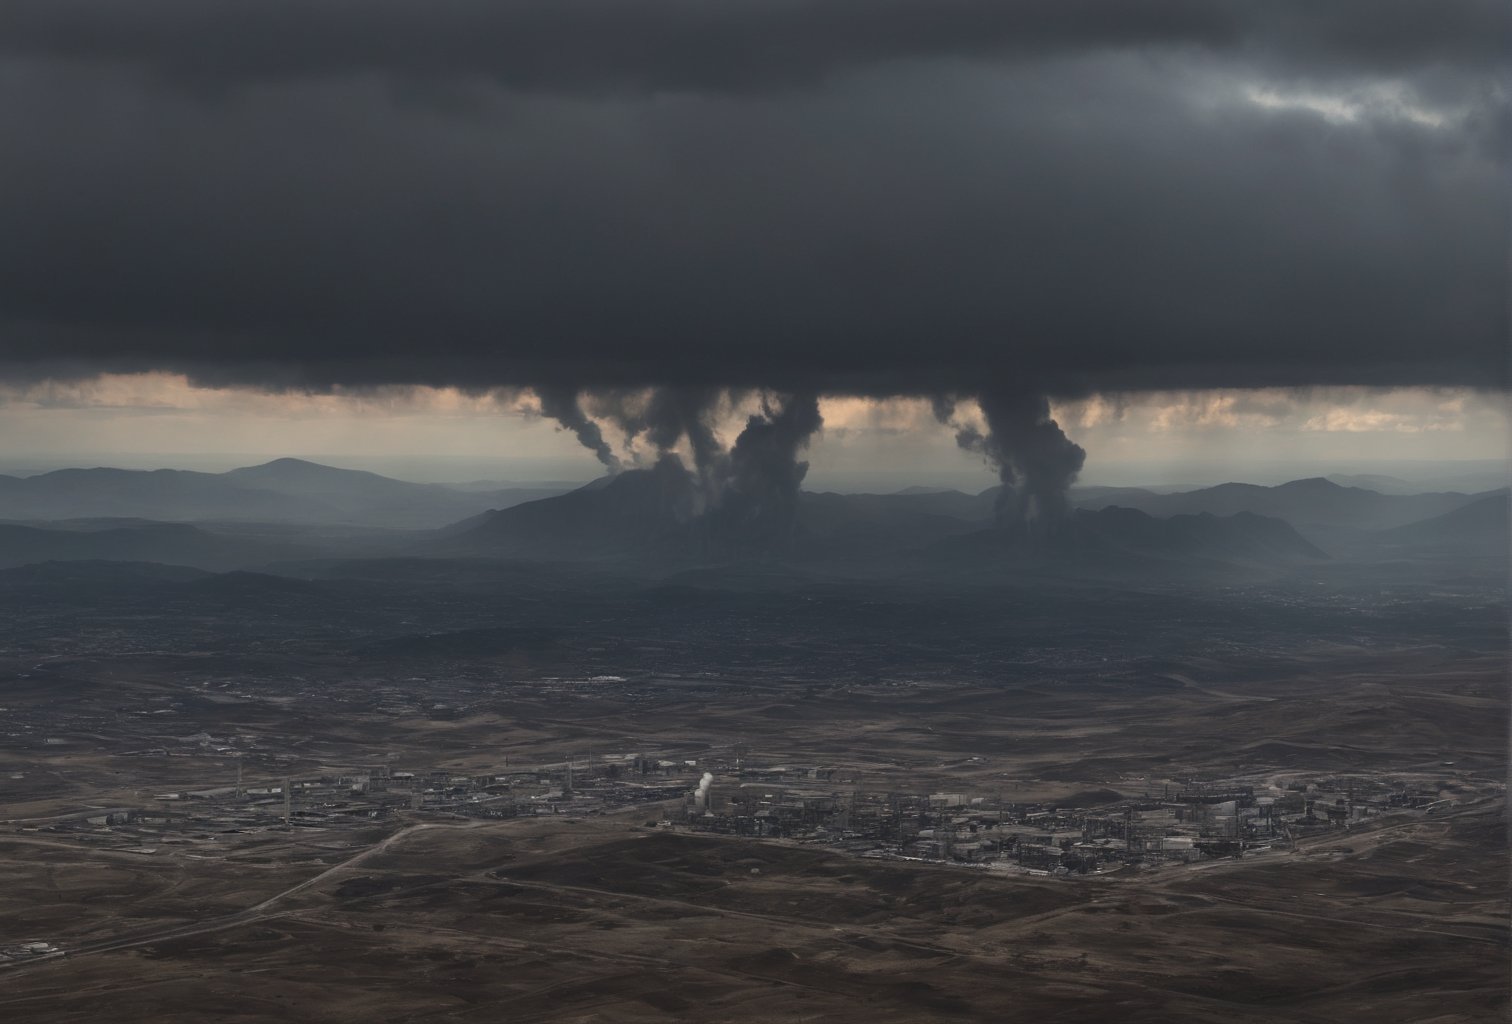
[0,4,1504,399]
[1,1,1504,94]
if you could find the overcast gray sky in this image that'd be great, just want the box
[0,3,1504,499]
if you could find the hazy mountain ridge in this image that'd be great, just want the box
[1,459,1501,576]
[916,506,1328,579]
[0,458,571,528]
[1378,492,1509,551]
[441,457,699,560]
[0,467,340,522]
[445,462,993,564]
[1067,476,1494,530]
[445,466,1334,575]
[0,520,311,572]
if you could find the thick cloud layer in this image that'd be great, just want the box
[0,20,1501,394]
[2,1,1505,93]
[0,4,1504,521]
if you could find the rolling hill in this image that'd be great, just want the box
[443,464,1330,576]
[918,506,1328,578]
[0,458,571,528]
[1068,477,1489,531]
[0,520,307,571]
[1377,492,1509,552]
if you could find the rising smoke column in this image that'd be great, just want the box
[640,387,730,506]
[694,771,714,810]
[584,387,822,550]
[715,392,823,549]
[553,385,1071,536]
[588,386,730,505]
[535,384,621,472]
[935,391,1086,525]
[640,388,724,469]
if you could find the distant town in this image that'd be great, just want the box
[5,735,1497,966]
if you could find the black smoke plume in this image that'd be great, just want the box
[534,385,621,472]
[585,387,730,508]
[582,387,824,552]
[714,392,823,547]
[639,387,731,506]
[935,392,1086,525]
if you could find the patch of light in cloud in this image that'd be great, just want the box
[1243,82,1451,128]
[0,378,1504,487]
[1300,409,1463,434]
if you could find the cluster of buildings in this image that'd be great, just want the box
[675,769,1470,876]
[5,732,1479,883]
[7,750,725,852]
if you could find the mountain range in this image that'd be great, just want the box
[0,458,1502,577]
[1065,477,1490,531]
[445,463,1333,575]
[1378,492,1510,553]
[923,507,1329,574]
[0,458,571,528]
[0,520,307,572]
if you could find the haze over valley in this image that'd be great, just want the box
[0,1,1506,1020]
